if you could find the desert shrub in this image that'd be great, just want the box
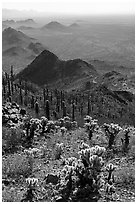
[115,166,135,189]
[2,186,24,202]
[2,153,33,178]
[2,126,25,152]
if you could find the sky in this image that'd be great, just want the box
[2,0,135,15]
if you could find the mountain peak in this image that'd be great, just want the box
[16,49,98,86]
[42,21,66,30]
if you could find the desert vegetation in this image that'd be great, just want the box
[2,68,135,202]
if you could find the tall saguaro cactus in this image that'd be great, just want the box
[43,88,46,105]
[46,100,50,120]
[35,101,39,116]
[10,66,14,94]
[62,101,66,117]
[87,95,91,115]
[7,76,11,97]
[72,103,75,121]
[20,87,23,105]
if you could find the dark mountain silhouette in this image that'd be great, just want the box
[16,50,98,86]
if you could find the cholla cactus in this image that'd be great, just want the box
[106,163,115,182]
[22,177,38,202]
[84,116,98,140]
[71,121,78,129]
[26,177,38,188]
[55,143,64,159]
[79,142,90,150]
[25,148,41,158]
[123,127,131,150]
[105,163,116,198]
[60,127,67,136]
[41,116,48,133]
[106,183,115,194]
[102,123,122,148]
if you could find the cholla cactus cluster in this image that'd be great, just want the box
[30,118,42,131]
[55,143,64,159]
[24,147,41,158]
[57,143,106,201]
[60,127,67,136]
[41,116,48,133]
[102,123,122,148]
[57,116,78,130]
[78,143,105,170]
[84,115,98,140]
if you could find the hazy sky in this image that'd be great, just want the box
[3,0,134,15]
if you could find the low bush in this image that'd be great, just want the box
[115,166,135,189]
[2,127,25,153]
[2,153,33,178]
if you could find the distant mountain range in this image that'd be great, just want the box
[3,19,36,26]
[2,27,45,73]
[16,49,97,86]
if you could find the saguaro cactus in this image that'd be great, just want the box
[25,80,28,96]
[20,87,23,105]
[31,95,35,109]
[35,101,39,116]
[72,103,75,121]
[7,76,11,97]
[62,101,66,117]
[43,88,46,105]
[46,100,50,120]
[87,95,91,115]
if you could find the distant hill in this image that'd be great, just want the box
[2,27,32,47]
[41,21,67,31]
[2,27,45,73]
[16,49,98,86]
[69,23,80,28]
